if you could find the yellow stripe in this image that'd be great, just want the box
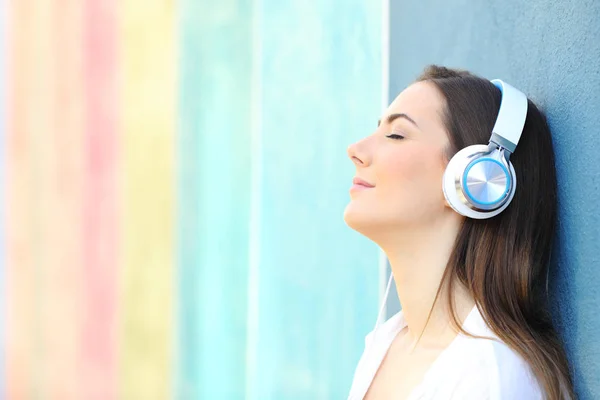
[118,1,176,398]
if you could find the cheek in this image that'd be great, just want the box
[377,144,446,207]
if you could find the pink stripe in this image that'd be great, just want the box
[81,1,118,399]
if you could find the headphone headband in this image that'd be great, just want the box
[489,79,528,153]
[443,78,529,219]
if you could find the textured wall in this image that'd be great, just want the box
[388,1,600,398]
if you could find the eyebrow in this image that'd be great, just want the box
[377,113,419,128]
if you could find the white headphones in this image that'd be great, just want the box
[442,79,529,219]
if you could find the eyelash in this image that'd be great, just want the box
[386,134,405,140]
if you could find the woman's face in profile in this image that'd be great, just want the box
[344,81,453,235]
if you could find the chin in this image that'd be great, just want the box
[344,199,418,241]
[344,200,384,236]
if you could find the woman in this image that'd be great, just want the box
[344,65,574,400]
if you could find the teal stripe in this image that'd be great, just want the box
[177,1,253,398]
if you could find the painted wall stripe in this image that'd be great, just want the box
[176,1,203,395]
[82,0,118,398]
[40,1,85,397]
[177,1,253,398]
[246,0,262,397]
[0,0,7,395]
[250,1,382,397]
[119,0,176,398]
[7,1,51,397]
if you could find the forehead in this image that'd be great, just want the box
[385,81,447,131]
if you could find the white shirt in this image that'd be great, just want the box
[347,305,543,399]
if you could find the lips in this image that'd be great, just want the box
[350,177,375,194]
[352,177,375,188]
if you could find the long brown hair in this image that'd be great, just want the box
[416,65,574,399]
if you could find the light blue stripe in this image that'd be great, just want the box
[253,1,381,398]
[177,1,253,398]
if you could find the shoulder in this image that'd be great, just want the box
[452,315,544,400]
[485,339,543,399]
[415,330,544,400]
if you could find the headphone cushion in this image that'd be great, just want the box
[443,145,517,219]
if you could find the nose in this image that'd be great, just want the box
[347,140,370,167]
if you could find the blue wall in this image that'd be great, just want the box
[388,1,600,398]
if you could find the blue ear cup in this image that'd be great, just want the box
[443,144,517,219]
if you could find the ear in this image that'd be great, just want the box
[441,164,454,211]
[443,196,453,210]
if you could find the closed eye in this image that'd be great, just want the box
[386,134,405,140]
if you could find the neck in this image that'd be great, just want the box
[378,216,474,347]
